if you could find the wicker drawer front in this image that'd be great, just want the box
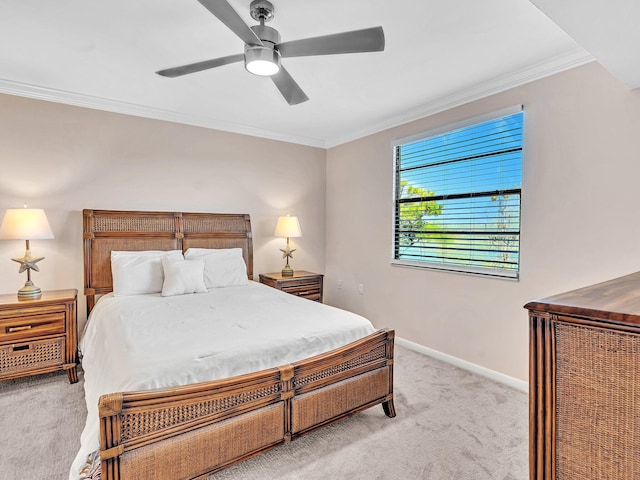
[555,322,640,479]
[0,311,65,343]
[0,337,65,377]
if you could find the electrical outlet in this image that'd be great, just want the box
[358,283,365,295]
[337,280,343,289]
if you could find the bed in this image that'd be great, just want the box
[73,209,395,480]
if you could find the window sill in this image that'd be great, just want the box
[390,259,519,281]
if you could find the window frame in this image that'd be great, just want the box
[390,105,523,279]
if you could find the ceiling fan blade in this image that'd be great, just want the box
[156,54,244,78]
[277,26,385,58]
[271,66,309,105]
[196,0,262,46]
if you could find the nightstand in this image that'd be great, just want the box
[259,271,324,302]
[0,289,78,384]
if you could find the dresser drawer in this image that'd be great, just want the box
[0,310,66,343]
[0,337,65,378]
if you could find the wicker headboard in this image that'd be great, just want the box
[83,209,253,313]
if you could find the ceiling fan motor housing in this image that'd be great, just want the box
[250,24,280,45]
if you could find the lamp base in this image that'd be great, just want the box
[281,265,294,277]
[18,281,42,300]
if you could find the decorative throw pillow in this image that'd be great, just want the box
[161,258,207,297]
[184,248,249,288]
[111,250,183,296]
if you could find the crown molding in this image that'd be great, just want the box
[325,48,595,148]
[0,78,327,148]
[0,48,593,150]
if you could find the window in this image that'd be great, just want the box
[392,106,523,278]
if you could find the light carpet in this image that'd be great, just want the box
[0,346,527,479]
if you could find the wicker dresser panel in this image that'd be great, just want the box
[555,322,640,479]
[0,337,65,377]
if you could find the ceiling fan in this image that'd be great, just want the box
[156,0,385,105]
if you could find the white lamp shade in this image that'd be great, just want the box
[0,208,54,240]
[274,216,302,238]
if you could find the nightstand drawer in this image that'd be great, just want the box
[280,279,321,292]
[0,311,66,343]
[281,284,321,298]
[296,291,322,301]
[259,271,323,303]
[0,337,65,378]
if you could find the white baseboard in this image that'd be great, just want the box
[396,337,529,393]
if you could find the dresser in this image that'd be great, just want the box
[526,272,640,479]
[0,289,78,383]
[259,271,323,302]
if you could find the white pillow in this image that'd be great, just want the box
[184,248,249,288]
[111,250,183,296]
[161,258,208,297]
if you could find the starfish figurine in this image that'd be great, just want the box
[280,247,296,260]
[12,254,45,274]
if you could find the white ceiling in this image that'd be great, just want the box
[530,0,640,89]
[0,0,620,148]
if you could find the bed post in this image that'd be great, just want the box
[83,209,96,314]
[99,393,124,480]
[382,329,396,418]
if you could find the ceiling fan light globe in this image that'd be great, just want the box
[246,60,280,76]
[245,45,281,76]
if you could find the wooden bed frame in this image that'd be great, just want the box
[82,209,395,480]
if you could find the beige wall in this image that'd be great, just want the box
[0,94,326,328]
[325,61,640,381]
[3,61,640,382]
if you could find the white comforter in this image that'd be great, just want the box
[70,281,375,479]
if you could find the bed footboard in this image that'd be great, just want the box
[98,329,395,480]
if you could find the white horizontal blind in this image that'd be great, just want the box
[393,108,523,278]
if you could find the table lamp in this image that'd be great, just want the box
[0,206,54,299]
[274,215,301,276]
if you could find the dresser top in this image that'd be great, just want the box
[525,271,640,325]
